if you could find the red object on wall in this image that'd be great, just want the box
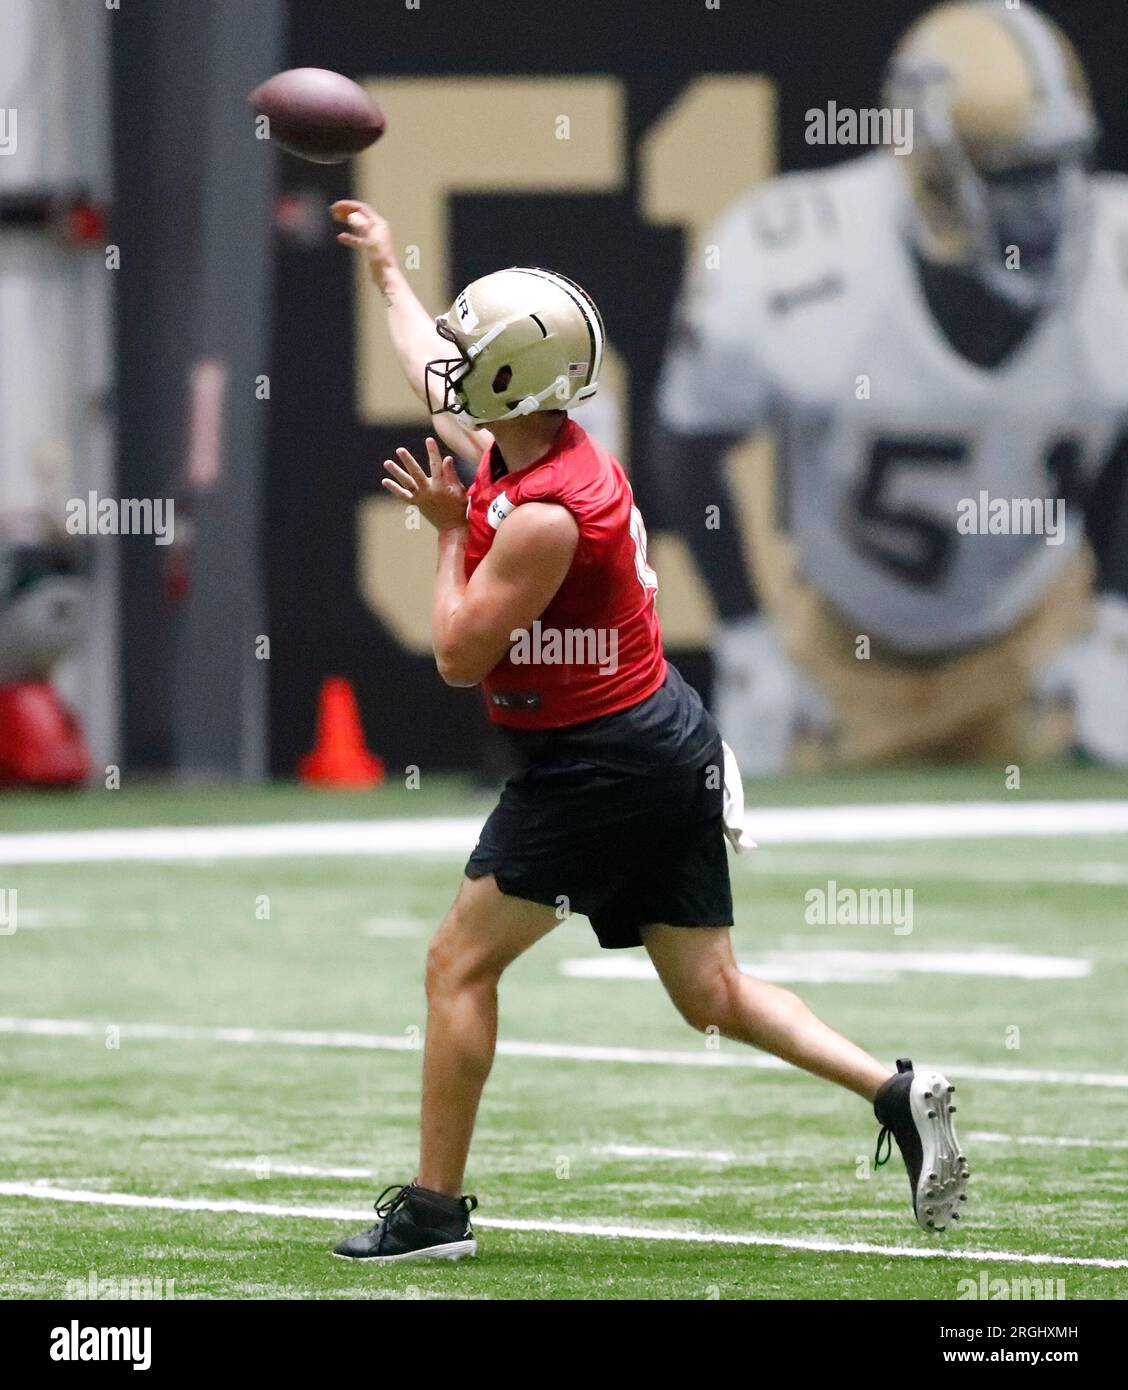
[298,677,384,788]
[0,681,91,787]
[64,200,108,247]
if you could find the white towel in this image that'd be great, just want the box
[721,740,758,854]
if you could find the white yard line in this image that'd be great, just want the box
[362,917,425,938]
[967,1131,1128,1150]
[741,855,1128,886]
[214,1151,740,1177]
[592,1143,737,1163]
[212,1133,1125,1180]
[2,800,1127,864]
[0,1015,779,1069]
[7,908,91,930]
[211,1160,377,1179]
[563,949,1092,985]
[0,1016,420,1055]
[2,1014,1127,1088]
[0,1181,1123,1269]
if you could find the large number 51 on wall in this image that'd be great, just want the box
[354,75,776,652]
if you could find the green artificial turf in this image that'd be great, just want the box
[0,770,1125,1299]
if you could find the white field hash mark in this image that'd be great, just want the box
[1,800,1127,864]
[0,1182,1125,1270]
[2,1016,1128,1088]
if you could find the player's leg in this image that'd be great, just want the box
[642,923,968,1229]
[418,873,558,1195]
[332,874,558,1261]
[641,923,890,1098]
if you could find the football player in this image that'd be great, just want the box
[651,0,1128,774]
[326,198,968,1260]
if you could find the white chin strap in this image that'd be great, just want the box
[493,376,570,421]
[475,376,599,424]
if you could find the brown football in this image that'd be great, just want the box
[248,68,385,164]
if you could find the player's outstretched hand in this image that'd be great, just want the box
[331,199,397,286]
[382,437,468,533]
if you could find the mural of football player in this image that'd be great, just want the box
[652,0,1128,773]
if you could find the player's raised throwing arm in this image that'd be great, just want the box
[331,200,492,464]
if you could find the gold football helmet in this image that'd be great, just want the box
[426,268,605,422]
[885,1,1097,307]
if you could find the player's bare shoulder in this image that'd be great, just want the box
[492,501,578,557]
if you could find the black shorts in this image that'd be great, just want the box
[465,667,734,949]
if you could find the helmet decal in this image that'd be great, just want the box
[454,291,479,332]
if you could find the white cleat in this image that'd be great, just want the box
[874,1057,970,1232]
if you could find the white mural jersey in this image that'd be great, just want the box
[658,152,1128,652]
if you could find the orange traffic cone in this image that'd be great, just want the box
[298,677,385,788]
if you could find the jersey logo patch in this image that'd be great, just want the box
[487,490,514,530]
[490,691,542,711]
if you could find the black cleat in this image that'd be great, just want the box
[874,1058,969,1232]
[333,1182,479,1262]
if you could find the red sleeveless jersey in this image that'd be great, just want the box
[465,419,667,729]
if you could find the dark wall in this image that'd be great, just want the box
[264,0,1128,779]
